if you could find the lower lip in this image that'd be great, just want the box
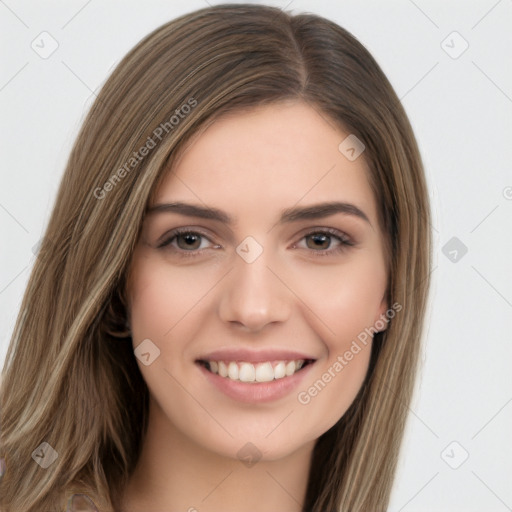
[197,362,315,404]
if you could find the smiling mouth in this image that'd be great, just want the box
[197,359,315,383]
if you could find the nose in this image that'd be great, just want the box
[217,246,291,333]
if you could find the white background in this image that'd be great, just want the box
[1,1,511,510]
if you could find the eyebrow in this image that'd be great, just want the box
[147,201,371,226]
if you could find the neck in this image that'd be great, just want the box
[120,397,314,512]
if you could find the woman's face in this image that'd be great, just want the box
[126,101,389,462]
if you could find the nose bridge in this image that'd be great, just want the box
[217,239,290,331]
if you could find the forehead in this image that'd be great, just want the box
[153,101,378,226]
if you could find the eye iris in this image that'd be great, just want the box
[306,233,330,250]
[177,233,201,250]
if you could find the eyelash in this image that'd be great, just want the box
[157,227,354,258]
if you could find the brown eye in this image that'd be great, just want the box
[305,233,332,250]
[157,229,219,257]
[176,232,202,250]
[295,228,354,257]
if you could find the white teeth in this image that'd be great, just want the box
[273,362,286,379]
[228,362,239,380]
[218,361,228,377]
[255,362,274,382]
[239,362,256,382]
[204,359,308,382]
[285,361,296,376]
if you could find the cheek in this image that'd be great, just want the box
[288,255,386,436]
[289,251,387,349]
[126,257,222,432]
[128,256,214,343]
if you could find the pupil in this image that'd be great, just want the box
[308,234,329,250]
[179,233,200,249]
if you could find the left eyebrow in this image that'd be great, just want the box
[146,200,371,226]
[280,201,371,226]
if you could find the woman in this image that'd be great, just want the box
[0,4,431,511]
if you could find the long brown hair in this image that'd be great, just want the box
[0,4,431,511]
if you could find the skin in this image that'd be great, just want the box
[121,100,389,512]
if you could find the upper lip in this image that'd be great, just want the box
[196,348,317,364]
